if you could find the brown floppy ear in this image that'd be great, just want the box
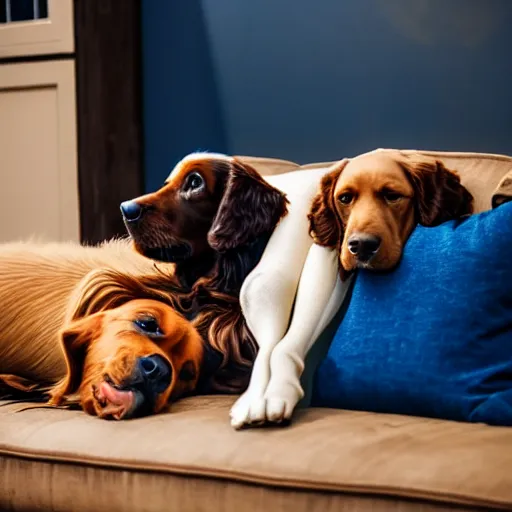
[308,159,348,247]
[207,158,289,252]
[47,312,103,406]
[397,152,474,226]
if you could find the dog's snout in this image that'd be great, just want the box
[137,355,172,393]
[347,233,381,261]
[120,200,143,222]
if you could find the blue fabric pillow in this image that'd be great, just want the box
[312,201,512,425]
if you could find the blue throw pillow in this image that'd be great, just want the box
[312,201,512,425]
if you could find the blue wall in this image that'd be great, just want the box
[142,0,512,192]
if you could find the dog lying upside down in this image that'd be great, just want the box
[0,240,203,419]
[0,239,166,386]
[48,299,203,420]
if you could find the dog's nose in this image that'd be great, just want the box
[347,233,381,261]
[120,200,143,222]
[137,355,172,393]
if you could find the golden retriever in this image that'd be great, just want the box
[308,150,474,277]
[48,298,202,420]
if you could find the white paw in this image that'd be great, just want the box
[263,378,304,423]
[229,379,303,429]
[230,390,265,429]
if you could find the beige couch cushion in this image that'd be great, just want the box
[1,396,512,511]
[236,155,300,176]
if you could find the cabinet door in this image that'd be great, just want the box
[0,0,73,58]
[0,60,79,242]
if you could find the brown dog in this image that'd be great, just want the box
[119,152,290,392]
[48,299,203,420]
[308,150,474,276]
[121,152,288,290]
[0,240,170,387]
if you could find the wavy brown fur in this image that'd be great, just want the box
[67,266,257,393]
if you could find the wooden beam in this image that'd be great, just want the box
[73,0,144,244]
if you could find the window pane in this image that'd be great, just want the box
[0,0,48,24]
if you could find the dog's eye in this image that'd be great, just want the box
[183,172,205,193]
[134,316,164,337]
[338,192,354,205]
[382,190,403,203]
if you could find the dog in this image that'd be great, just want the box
[0,242,249,416]
[309,150,474,277]
[0,240,169,388]
[121,152,288,293]
[228,149,475,429]
[48,298,203,420]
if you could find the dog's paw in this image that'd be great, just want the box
[230,395,287,429]
[230,391,265,429]
[230,380,303,429]
[263,378,303,424]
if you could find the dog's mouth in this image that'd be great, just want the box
[92,372,169,420]
[141,244,192,263]
[93,379,142,420]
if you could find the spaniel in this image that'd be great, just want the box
[228,149,475,429]
[114,152,347,428]
[48,299,202,420]
[309,150,474,277]
[121,152,288,292]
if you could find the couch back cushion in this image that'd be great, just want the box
[311,200,512,425]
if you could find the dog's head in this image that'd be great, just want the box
[308,150,474,277]
[48,299,203,420]
[121,153,288,263]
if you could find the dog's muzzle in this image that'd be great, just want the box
[100,354,173,420]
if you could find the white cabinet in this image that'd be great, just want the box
[0,0,78,242]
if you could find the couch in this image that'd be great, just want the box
[1,150,512,512]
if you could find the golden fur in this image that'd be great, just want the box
[0,239,171,387]
[308,150,474,277]
[48,299,202,419]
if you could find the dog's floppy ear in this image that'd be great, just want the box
[48,312,104,405]
[308,159,348,248]
[397,152,474,226]
[207,158,289,252]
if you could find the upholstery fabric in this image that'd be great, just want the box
[1,396,512,511]
[313,201,512,425]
